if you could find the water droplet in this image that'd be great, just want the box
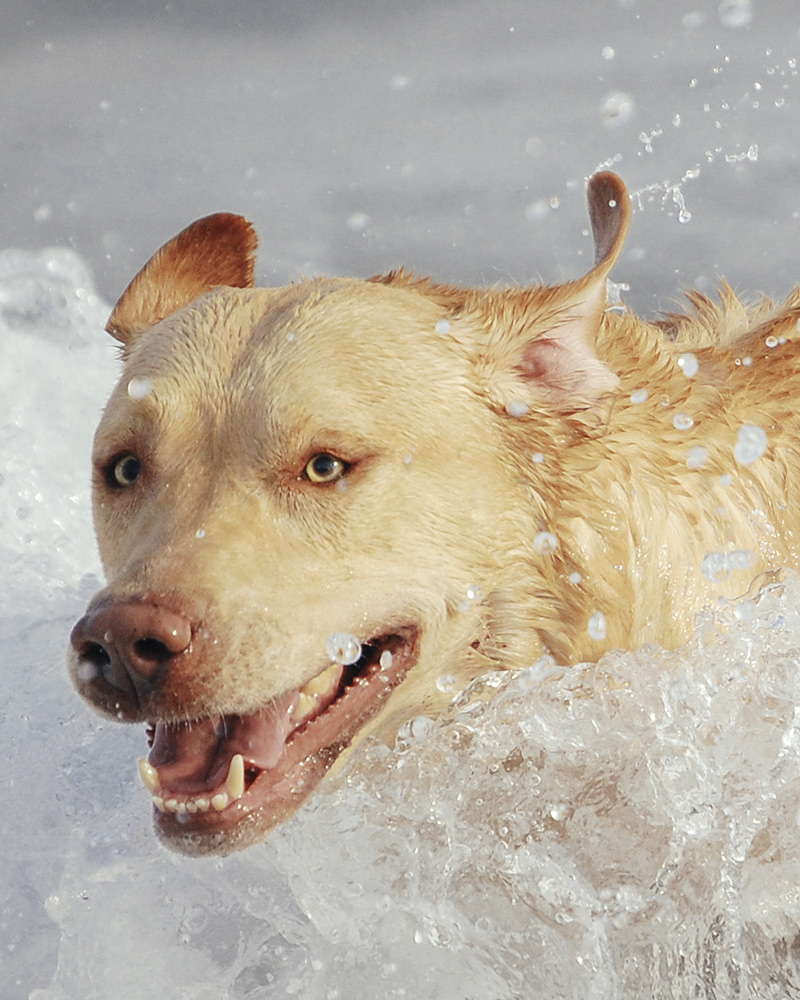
[195,528,206,539]
[588,611,607,641]
[718,0,753,29]
[687,445,709,469]
[630,388,649,404]
[678,352,699,377]
[550,802,569,822]
[601,46,615,60]
[600,91,636,127]
[673,413,694,431]
[127,376,152,400]
[678,209,692,224]
[466,584,483,601]
[436,674,458,694]
[379,650,393,670]
[569,571,582,584]
[507,399,529,417]
[534,531,558,555]
[435,318,451,335]
[326,633,362,665]
[346,212,369,232]
[733,424,767,465]
[532,452,544,464]
[702,551,730,583]
[765,335,778,348]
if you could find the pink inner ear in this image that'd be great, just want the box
[518,330,619,408]
[519,339,565,389]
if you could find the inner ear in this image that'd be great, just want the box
[106,213,258,345]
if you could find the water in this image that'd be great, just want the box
[5,1,800,996]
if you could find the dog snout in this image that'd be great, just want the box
[69,600,193,717]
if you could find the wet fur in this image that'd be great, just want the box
[70,173,800,850]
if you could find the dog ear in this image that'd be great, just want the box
[477,172,630,414]
[106,213,258,344]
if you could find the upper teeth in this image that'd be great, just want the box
[290,661,343,725]
[138,753,246,815]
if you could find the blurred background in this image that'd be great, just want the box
[4,0,800,314]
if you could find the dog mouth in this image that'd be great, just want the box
[138,628,418,850]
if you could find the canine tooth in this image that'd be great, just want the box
[138,758,160,793]
[211,791,229,812]
[304,661,342,697]
[225,753,245,801]
[153,796,166,813]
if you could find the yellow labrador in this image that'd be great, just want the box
[69,173,800,854]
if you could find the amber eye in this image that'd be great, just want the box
[109,454,142,488]
[304,453,348,484]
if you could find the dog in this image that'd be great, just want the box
[68,172,800,855]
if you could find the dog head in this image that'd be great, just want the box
[68,173,630,853]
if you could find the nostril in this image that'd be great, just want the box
[81,641,112,669]
[133,637,174,664]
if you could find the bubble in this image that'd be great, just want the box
[534,531,558,555]
[601,46,615,60]
[600,91,636,127]
[550,803,569,822]
[733,424,767,465]
[379,650,393,671]
[532,452,544,464]
[678,353,699,377]
[588,611,607,641]
[687,445,709,469]
[718,0,753,29]
[765,335,778,348]
[127,376,152,400]
[630,388,648,404]
[673,413,694,431]
[507,399,529,418]
[326,633,362,666]
[466,584,483,601]
[435,318,451,335]
[195,528,206,539]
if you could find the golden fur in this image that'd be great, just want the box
[68,172,800,853]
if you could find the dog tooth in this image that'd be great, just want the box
[164,798,179,812]
[138,758,160,794]
[196,797,210,812]
[225,753,245,801]
[186,801,198,814]
[153,796,166,813]
[303,661,342,697]
[211,791,229,812]
[291,691,317,724]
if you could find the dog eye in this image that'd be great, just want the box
[304,453,348,484]
[109,454,142,488]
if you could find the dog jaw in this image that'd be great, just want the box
[141,628,419,854]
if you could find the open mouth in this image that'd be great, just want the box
[137,627,418,851]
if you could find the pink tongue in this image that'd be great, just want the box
[149,690,298,795]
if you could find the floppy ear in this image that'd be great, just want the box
[477,171,630,414]
[106,213,258,345]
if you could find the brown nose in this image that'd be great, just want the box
[70,600,193,716]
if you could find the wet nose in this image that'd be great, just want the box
[70,601,193,713]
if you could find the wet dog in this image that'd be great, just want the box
[69,172,800,854]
